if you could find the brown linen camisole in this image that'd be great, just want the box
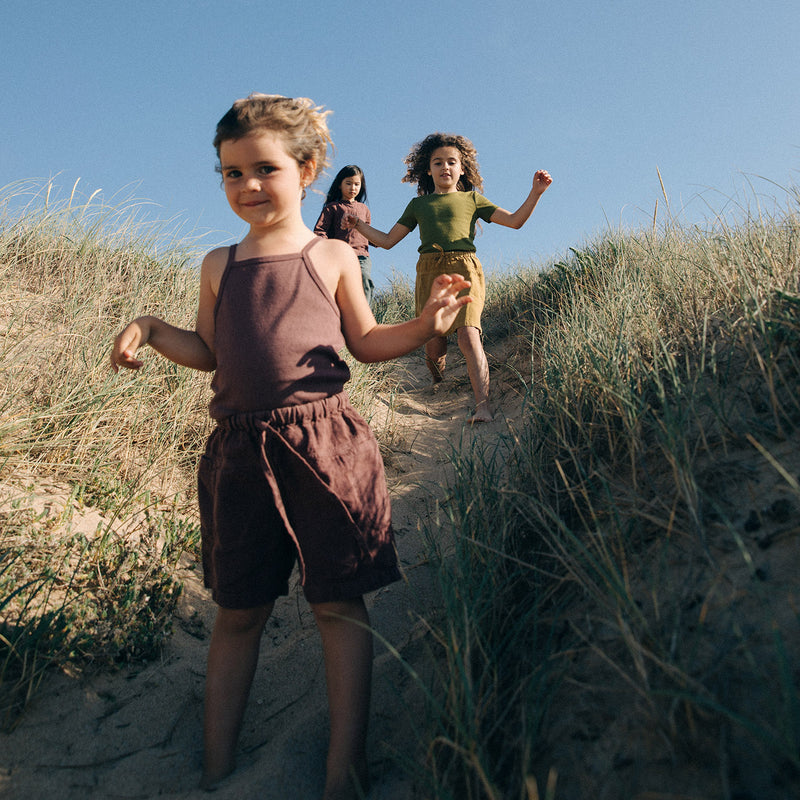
[208,237,350,420]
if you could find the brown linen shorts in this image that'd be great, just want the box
[197,393,401,608]
[414,249,486,336]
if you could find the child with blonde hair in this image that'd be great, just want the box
[111,94,471,799]
[347,133,551,422]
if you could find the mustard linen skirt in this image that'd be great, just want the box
[414,249,485,336]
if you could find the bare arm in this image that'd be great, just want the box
[344,215,411,250]
[489,169,553,229]
[330,245,470,363]
[110,250,219,373]
[110,316,216,372]
[344,277,472,362]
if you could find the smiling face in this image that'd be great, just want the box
[427,146,464,194]
[339,174,362,202]
[219,130,313,230]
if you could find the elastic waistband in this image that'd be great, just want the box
[417,249,480,270]
[419,248,476,260]
[218,392,351,433]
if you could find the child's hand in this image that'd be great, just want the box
[110,319,148,372]
[420,273,473,335]
[532,169,552,195]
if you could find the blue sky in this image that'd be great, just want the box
[2,0,798,287]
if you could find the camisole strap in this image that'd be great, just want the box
[302,236,322,256]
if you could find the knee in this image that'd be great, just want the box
[214,604,272,637]
[311,598,368,629]
[457,326,481,353]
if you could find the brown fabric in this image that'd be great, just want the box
[209,238,351,419]
[414,249,485,335]
[313,200,371,257]
[198,393,401,608]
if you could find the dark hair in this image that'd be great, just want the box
[402,132,483,196]
[324,165,367,204]
[213,93,332,185]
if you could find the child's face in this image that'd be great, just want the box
[339,175,362,202]
[428,146,463,193]
[219,130,311,229]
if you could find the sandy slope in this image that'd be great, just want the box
[0,349,517,800]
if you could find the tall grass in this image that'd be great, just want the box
[418,186,800,798]
[0,179,213,488]
[0,180,213,728]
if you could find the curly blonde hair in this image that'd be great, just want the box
[401,132,483,196]
[213,93,332,186]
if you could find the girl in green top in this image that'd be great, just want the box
[347,132,551,422]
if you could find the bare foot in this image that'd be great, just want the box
[322,759,370,800]
[467,401,493,424]
[200,763,235,792]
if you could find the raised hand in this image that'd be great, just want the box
[532,169,552,195]
[420,273,473,336]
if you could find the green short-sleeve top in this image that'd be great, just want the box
[396,191,498,253]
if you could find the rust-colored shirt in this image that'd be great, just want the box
[313,200,371,257]
[208,237,350,419]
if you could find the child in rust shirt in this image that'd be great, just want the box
[314,164,374,304]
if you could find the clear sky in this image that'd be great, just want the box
[2,0,798,287]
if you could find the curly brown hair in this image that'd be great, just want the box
[213,93,332,186]
[401,132,483,196]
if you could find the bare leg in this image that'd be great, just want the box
[424,336,447,384]
[312,597,373,800]
[457,326,492,422]
[201,603,273,789]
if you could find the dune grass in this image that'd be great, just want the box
[0,179,215,729]
[2,176,799,798]
[415,187,800,798]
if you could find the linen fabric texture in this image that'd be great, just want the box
[415,249,486,335]
[396,191,498,253]
[199,238,400,607]
[198,393,399,607]
[209,240,351,419]
[313,200,371,257]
